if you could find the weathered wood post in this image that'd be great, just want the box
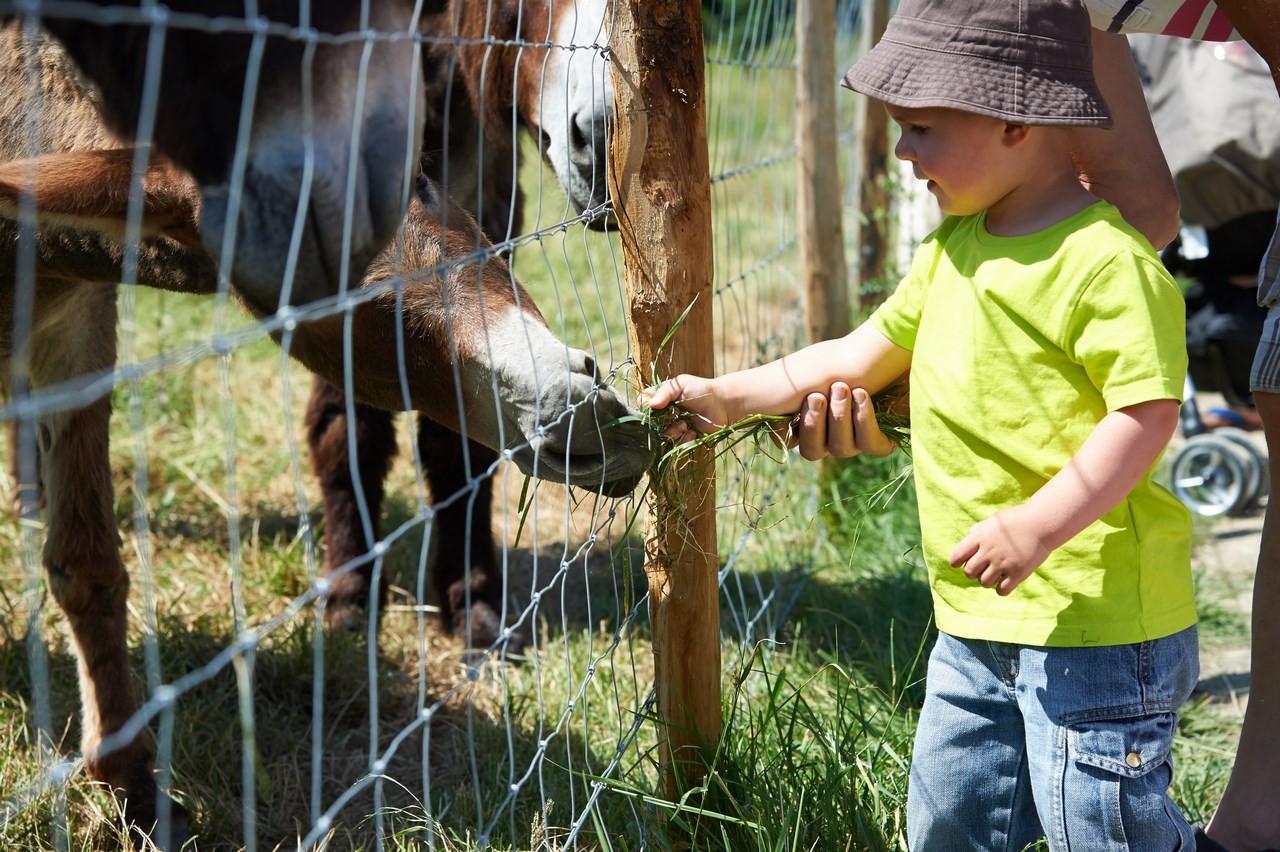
[856,0,892,308]
[797,0,851,342]
[607,0,722,801]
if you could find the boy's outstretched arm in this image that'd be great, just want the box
[950,397,1180,595]
[645,322,912,443]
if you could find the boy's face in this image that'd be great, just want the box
[886,104,1017,217]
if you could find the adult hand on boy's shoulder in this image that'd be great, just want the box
[950,504,1052,596]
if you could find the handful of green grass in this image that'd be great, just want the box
[642,386,910,481]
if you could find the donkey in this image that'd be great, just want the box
[308,0,617,646]
[0,147,651,844]
[0,13,648,843]
[4,0,428,311]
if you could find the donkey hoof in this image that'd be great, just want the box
[453,602,525,658]
[320,572,383,633]
[124,791,193,851]
[322,597,369,632]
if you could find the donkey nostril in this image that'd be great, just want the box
[569,115,589,153]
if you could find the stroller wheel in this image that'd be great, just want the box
[1211,427,1268,508]
[1169,434,1252,517]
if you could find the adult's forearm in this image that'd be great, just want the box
[1216,0,1280,94]
[1069,30,1180,249]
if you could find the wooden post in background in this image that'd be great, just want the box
[856,0,892,308]
[607,0,722,801]
[797,0,850,343]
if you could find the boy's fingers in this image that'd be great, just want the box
[643,375,695,410]
[850,388,896,457]
[826,384,857,457]
[794,393,830,460]
[642,383,674,409]
[950,536,978,568]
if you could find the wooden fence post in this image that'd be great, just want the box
[797,0,851,343]
[607,0,722,802]
[856,0,892,308]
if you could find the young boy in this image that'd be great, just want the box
[646,0,1200,848]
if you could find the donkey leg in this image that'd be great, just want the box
[305,375,397,629]
[28,284,186,843]
[416,418,515,651]
[40,397,188,841]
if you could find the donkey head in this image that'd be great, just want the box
[450,0,614,229]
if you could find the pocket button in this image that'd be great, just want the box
[1125,751,1142,768]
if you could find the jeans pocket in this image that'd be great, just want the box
[1060,711,1187,851]
[1069,710,1176,778]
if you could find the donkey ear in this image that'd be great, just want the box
[0,148,204,249]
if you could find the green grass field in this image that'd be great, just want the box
[0,42,1249,852]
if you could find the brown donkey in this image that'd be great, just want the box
[0,12,648,842]
[0,147,650,845]
[307,0,618,646]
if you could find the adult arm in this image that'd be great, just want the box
[1205,7,1280,848]
[951,397,1179,595]
[1216,0,1280,91]
[1068,29,1180,250]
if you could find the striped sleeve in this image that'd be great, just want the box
[1081,0,1239,40]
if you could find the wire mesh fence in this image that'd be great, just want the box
[0,0,872,848]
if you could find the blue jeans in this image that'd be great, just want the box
[907,628,1199,851]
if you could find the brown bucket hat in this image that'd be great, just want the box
[842,0,1113,128]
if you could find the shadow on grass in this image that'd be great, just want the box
[0,599,667,850]
[652,558,933,852]
[1,447,928,849]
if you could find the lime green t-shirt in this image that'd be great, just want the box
[871,201,1196,647]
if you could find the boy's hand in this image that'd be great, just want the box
[790,383,897,461]
[641,374,731,443]
[949,505,1052,596]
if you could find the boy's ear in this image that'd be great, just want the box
[1002,122,1032,148]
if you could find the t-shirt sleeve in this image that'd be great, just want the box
[1066,251,1188,411]
[870,230,944,351]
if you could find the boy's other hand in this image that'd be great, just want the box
[949,505,1052,596]
[641,375,730,443]
[790,383,897,461]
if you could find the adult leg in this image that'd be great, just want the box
[1021,628,1199,852]
[907,632,1043,850]
[1205,389,1280,851]
[305,376,397,628]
